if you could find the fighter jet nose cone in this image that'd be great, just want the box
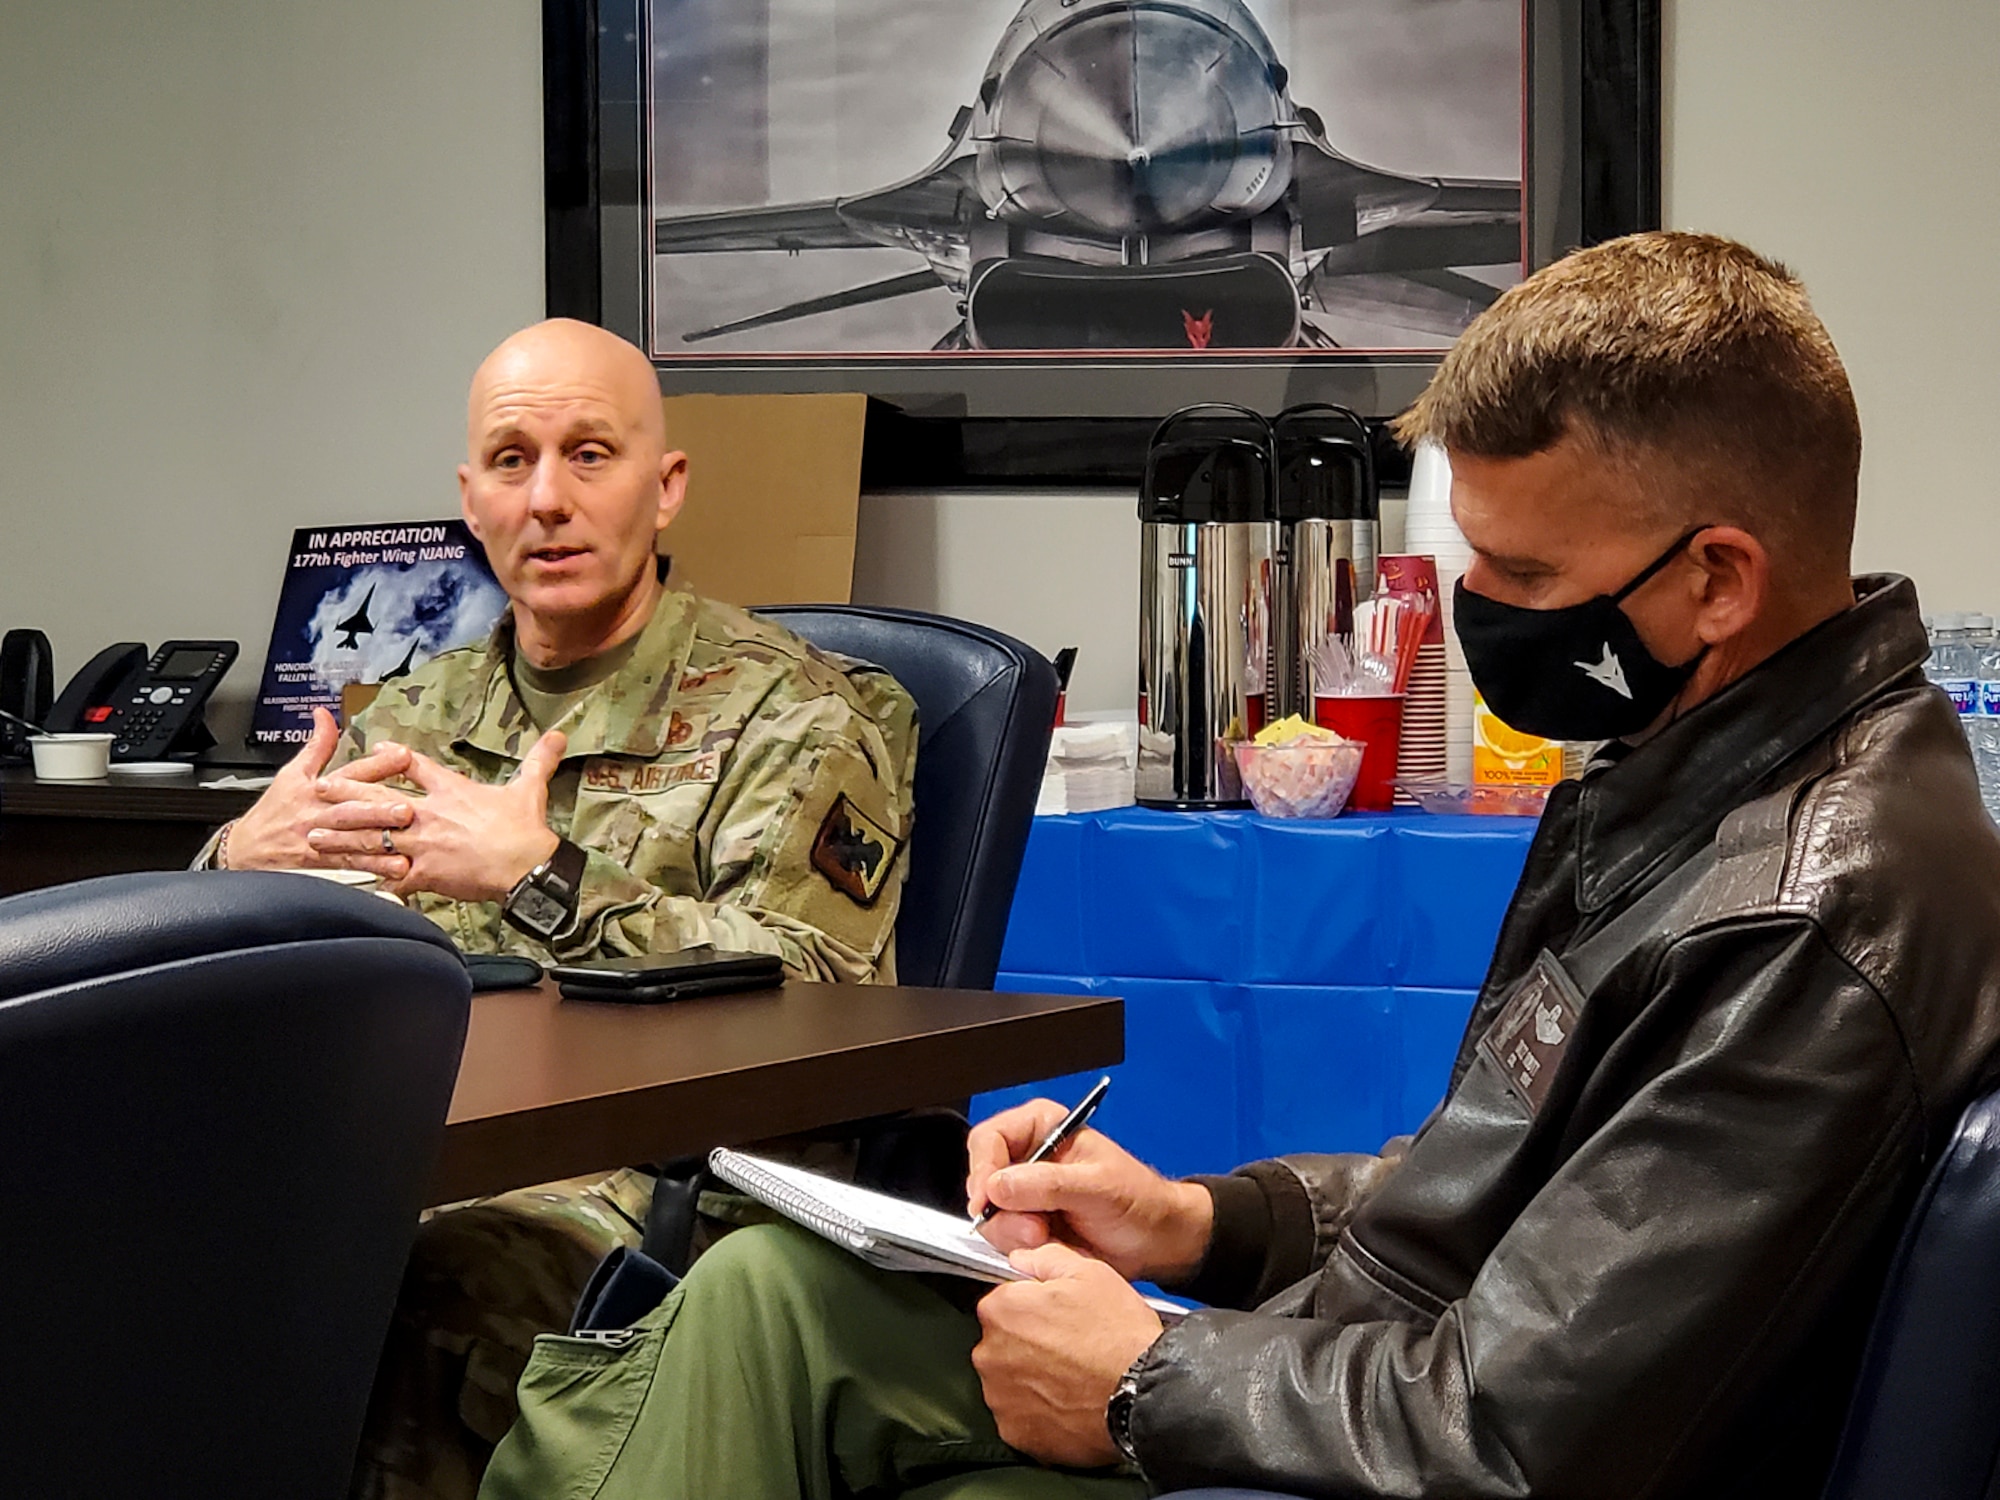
[977,1,1293,237]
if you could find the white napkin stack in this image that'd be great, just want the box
[1036,721,1137,816]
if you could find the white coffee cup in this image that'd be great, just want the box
[271,867,404,903]
[29,733,115,780]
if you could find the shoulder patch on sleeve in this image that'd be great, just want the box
[810,793,902,906]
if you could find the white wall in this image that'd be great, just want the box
[6,0,1997,740]
[1664,1,2000,614]
[851,490,1140,714]
[0,1,544,743]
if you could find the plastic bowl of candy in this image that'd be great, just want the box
[1233,736,1365,819]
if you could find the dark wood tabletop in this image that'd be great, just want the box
[0,765,266,894]
[432,978,1123,1203]
[0,764,264,821]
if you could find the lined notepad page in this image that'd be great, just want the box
[710,1151,1191,1321]
[714,1153,1019,1278]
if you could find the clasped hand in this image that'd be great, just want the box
[963,1099,1215,1468]
[224,707,564,902]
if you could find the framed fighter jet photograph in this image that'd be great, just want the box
[545,0,1657,474]
[644,0,1528,358]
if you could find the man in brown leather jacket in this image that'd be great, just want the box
[480,233,2000,1500]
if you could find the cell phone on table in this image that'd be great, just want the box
[548,948,785,1004]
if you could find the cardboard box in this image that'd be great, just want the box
[658,392,868,607]
[342,681,383,725]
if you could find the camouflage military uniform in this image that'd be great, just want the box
[327,586,918,1500]
[338,584,917,981]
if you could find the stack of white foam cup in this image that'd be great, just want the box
[1402,441,1477,785]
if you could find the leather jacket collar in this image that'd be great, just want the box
[1573,574,1929,913]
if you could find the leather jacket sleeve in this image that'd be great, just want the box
[1130,921,1926,1498]
[1175,1139,1413,1310]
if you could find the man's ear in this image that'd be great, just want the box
[1689,526,1770,647]
[656,450,690,535]
[458,464,483,541]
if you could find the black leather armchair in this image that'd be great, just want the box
[1160,1078,2000,1500]
[1820,1079,2000,1500]
[757,604,1059,989]
[0,871,472,1500]
[637,607,1060,1260]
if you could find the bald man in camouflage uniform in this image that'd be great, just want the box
[207,318,917,1500]
[342,586,914,978]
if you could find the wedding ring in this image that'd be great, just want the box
[381,829,397,855]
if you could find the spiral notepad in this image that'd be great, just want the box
[708,1149,1189,1319]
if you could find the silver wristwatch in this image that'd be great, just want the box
[501,838,587,941]
[1105,1359,1145,1467]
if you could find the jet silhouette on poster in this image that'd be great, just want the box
[335,586,376,650]
[652,0,1523,352]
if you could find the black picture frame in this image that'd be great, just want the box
[545,0,1659,486]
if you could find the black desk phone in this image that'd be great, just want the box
[45,640,239,761]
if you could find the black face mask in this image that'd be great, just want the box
[1453,529,1710,741]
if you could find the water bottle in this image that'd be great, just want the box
[1973,615,2000,821]
[1920,608,1952,684]
[1931,613,1978,714]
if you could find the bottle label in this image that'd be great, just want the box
[1981,681,2000,716]
[1941,678,1978,714]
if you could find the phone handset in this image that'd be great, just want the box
[46,644,147,733]
[0,629,54,760]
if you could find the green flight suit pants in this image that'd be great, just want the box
[479,1221,1151,1500]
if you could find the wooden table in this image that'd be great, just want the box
[432,979,1123,1203]
[0,766,260,894]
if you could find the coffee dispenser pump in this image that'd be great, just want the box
[1273,403,1380,714]
[1136,404,1280,808]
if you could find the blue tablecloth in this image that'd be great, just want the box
[973,809,1539,1179]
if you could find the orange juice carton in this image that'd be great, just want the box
[1472,691,1564,787]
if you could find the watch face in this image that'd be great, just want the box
[511,885,566,937]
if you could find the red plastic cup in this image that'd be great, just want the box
[1313,693,1405,812]
[1244,693,1268,739]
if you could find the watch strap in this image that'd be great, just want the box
[1106,1358,1144,1466]
[502,837,588,938]
[542,836,588,902]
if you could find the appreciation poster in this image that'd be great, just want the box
[250,520,508,746]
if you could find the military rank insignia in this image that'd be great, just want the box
[811,794,901,906]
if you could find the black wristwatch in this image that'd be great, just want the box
[501,837,588,941]
[1105,1358,1145,1467]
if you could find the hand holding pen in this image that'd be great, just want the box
[967,1079,1216,1286]
[976,1076,1110,1224]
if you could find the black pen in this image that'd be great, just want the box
[976,1075,1111,1224]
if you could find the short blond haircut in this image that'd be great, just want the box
[1394,232,1860,571]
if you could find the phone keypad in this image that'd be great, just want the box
[116,701,175,751]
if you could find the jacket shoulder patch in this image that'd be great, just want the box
[810,793,901,906]
[1477,953,1583,1115]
